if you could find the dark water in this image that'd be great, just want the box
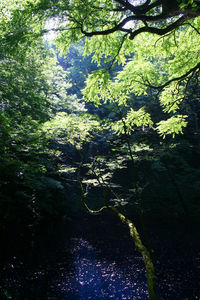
[0,212,200,300]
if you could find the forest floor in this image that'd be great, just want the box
[0,211,200,300]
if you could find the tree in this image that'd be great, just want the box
[59,0,200,40]
[0,1,76,227]
[24,0,200,38]
[17,0,199,136]
[6,1,200,133]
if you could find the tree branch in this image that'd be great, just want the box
[80,12,184,38]
[80,18,132,36]
[184,22,200,35]
[108,33,128,70]
[90,4,127,12]
[129,15,187,40]
[115,0,162,15]
[78,163,108,215]
[149,61,200,90]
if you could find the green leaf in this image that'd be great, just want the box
[156,115,188,138]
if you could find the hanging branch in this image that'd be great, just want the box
[78,162,108,215]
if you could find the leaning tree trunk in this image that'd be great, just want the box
[109,206,158,300]
[118,119,158,299]
[79,166,158,300]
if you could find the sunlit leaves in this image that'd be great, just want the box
[156,115,188,138]
[4,0,199,140]
[126,108,153,129]
[43,112,100,149]
[112,107,153,135]
[84,33,129,66]
[0,5,68,224]
[160,83,185,113]
[110,198,128,207]
[0,0,45,55]
[178,0,197,10]
[46,62,86,113]
[55,28,83,54]
[81,154,126,191]
[58,166,77,174]
[83,69,111,106]
[82,14,200,137]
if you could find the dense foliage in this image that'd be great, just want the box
[0,2,77,228]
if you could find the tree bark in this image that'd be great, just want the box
[109,206,158,300]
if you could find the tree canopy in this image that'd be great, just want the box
[23,0,200,39]
[11,0,198,137]
[0,0,200,224]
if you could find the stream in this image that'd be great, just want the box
[0,211,200,299]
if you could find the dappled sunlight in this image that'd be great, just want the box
[0,219,200,299]
[47,237,149,299]
[68,237,148,299]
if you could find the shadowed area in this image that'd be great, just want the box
[0,212,200,299]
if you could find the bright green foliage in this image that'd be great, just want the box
[0,1,75,226]
[178,0,198,10]
[82,19,200,137]
[1,1,199,223]
[0,0,44,56]
[160,83,185,113]
[84,33,129,66]
[156,115,188,138]
[3,0,199,138]
[47,60,86,112]
[83,69,111,106]
[43,112,100,149]
[0,0,199,225]
[112,108,153,135]
[56,41,99,98]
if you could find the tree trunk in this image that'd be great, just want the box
[109,206,158,300]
